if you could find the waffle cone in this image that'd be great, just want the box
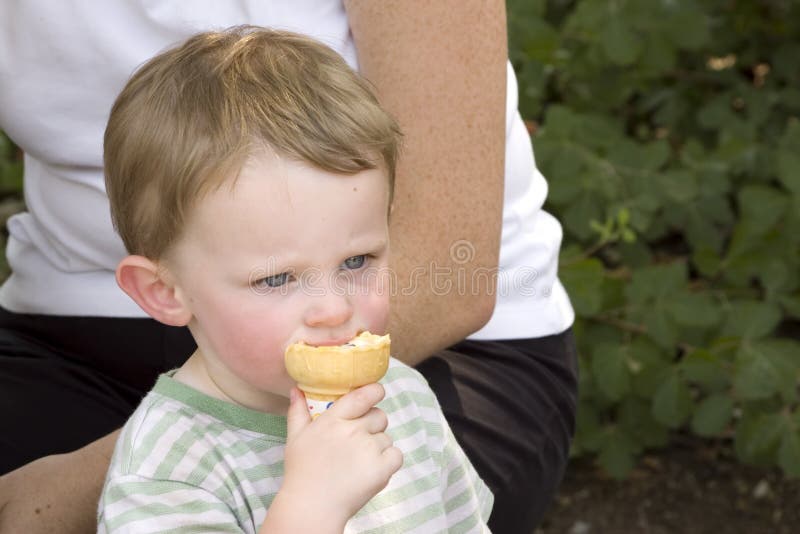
[285,332,390,397]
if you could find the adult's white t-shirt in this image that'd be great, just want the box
[0,0,573,340]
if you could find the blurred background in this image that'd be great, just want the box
[505,1,800,532]
[2,1,799,532]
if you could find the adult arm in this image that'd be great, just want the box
[344,0,508,365]
[0,430,119,534]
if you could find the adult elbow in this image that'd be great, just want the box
[467,292,497,335]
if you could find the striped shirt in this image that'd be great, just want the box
[97,359,493,533]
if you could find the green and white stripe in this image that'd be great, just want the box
[98,359,493,533]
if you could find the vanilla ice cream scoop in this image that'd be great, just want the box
[285,331,390,418]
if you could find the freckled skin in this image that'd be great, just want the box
[345,1,507,363]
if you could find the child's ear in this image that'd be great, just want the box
[116,255,192,327]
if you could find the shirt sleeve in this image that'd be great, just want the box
[98,474,244,533]
[437,409,495,532]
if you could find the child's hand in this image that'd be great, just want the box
[279,384,403,528]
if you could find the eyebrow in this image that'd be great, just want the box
[348,236,388,255]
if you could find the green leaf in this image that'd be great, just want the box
[735,413,785,463]
[631,343,672,400]
[692,247,722,278]
[542,145,586,205]
[0,161,23,194]
[773,42,800,83]
[562,191,603,241]
[691,394,733,437]
[640,34,676,75]
[642,307,679,349]
[506,0,545,20]
[573,113,626,152]
[618,397,669,448]
[778,150,800,196]
[778,121,800,195]
[652,372,693,428]
[591,343,631,402]
[697,95,733,130]
[727,186,789,259]
[778,426,800,478]
[576,354,600,403]
[734,339,800,402]
[600,18,642,66]
[656,170,698,203]
[627,196,659,233]
[617,240,652,269]
[573,400,604,454]
[780,294,800,320]
[540,105,579,140]
[780,88,800,110]
[602,276,627,312]
[733,355,778,401]
[0,132,12,159]
[760,259,794,297]
[739,185,789,233]
[720,300,782,341]
[597,428,638,479]
[521,19,560,63]
[559,258,605,316]
[626,261,688,304]
[516,61,548,119]
[683,206,727,254]
[680,349,728,391]
[608,139,669,172]
[664,5,710,50]
[666,292,721,328]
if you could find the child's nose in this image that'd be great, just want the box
[303,291,354,327]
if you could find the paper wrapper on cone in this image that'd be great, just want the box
[284,332,390,418]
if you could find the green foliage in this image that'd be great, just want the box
[0,131,22,195]
[0,131,24,280]
[508,0,800,479]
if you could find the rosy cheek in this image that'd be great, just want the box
[364,294,390,334]
[370,316,389,336]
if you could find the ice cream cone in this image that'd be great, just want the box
[285,332,390,418]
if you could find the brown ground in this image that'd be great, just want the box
[536,438,800,534]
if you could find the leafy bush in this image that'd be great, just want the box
[0,131,23,279]
[0,132,22,195]
[508,0,800,478]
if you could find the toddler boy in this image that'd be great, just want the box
[97,26,493,533]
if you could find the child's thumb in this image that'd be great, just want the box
[286,387,311,441]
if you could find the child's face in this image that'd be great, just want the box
[168,151,391,411]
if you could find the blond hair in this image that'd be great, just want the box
[105,26,401,259]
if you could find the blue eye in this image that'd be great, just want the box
[256,272,290,289]
[343,255,366,269]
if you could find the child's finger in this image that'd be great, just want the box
[361,407,389,434]
[380,445,404,480]
[329,383,385,420]
[285,387,311,441]
[372,432,393,452]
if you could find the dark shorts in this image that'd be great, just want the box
[418,333,578,533]
[0,306,577,533]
